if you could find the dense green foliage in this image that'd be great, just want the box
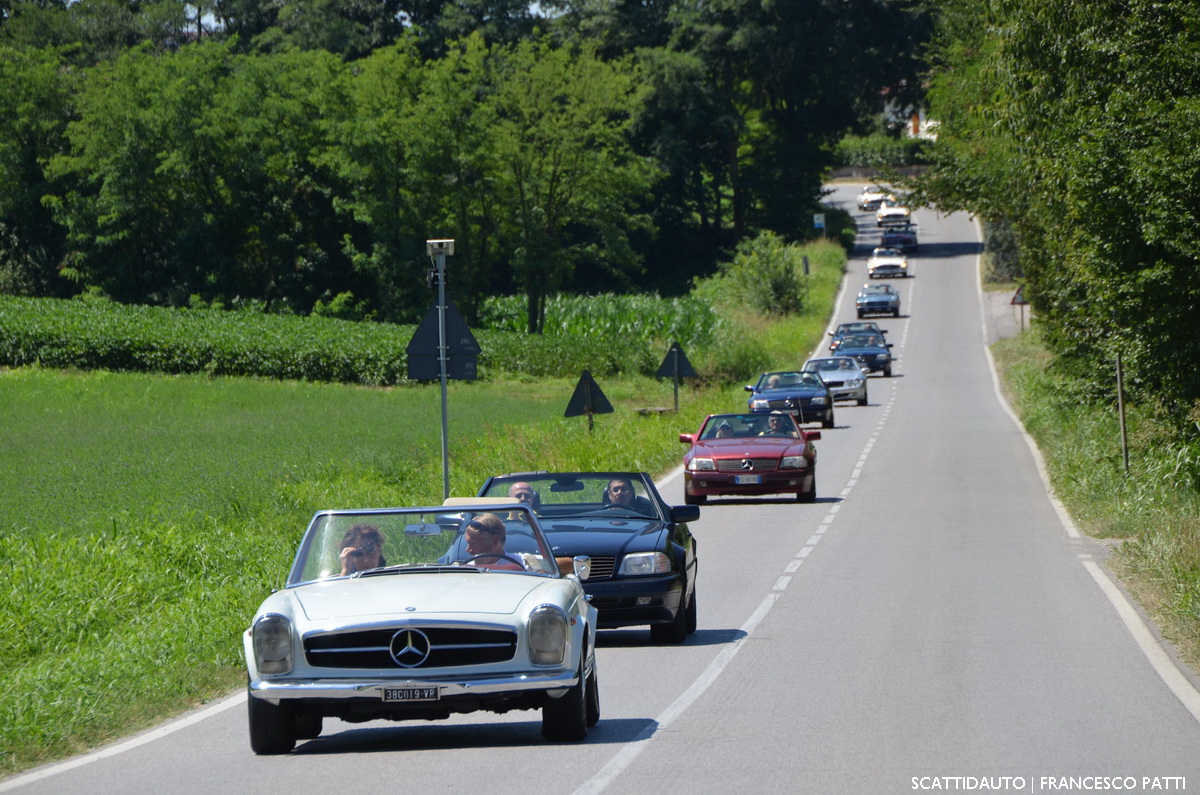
[0,293,665,382]
[0,0,932,324]
[919,0,1200,438]
[1,235,845,384]
[834,134,931,169]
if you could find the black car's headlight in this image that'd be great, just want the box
[810,395,828,405]
[528,605,568,665]
[619,551,672,576]
[252,614,293,675]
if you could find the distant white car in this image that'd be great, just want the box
[244,501,599,754]
[802,356,869,406]
[876,198,911,226]
[867,246,909,279]
[856,185,890,211]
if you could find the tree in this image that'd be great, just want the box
[920,0,1200,425]
[485,38,655,333]
[0,44,75,296]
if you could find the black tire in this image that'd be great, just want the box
[684,589,698,635]
[248,693,297,755]
[857,390,868,406]
[542,661,589,742]
[294,708,323,740]
[884,366,893,378]
[650,590,688,644]
[684,493,706,506]
[822,409,835,429]
[856,310,864,319]
[893,308,900,317]
[585,661,600,727]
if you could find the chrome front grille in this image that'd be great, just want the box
[304,627,517,669]
[715,457,778,472]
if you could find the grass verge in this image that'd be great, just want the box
[990,330,1200,674]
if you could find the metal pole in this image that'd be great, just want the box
[1116,353,1129,475]
[436,251,450,500]
[672,346,680,413]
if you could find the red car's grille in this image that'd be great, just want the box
[715,457,779,472]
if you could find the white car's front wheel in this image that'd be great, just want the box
[248,691,297,755]
[542,661,589,742]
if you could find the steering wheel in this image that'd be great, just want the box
[463,554,525,567]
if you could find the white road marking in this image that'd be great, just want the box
[573,593,781,795]
[0,692,247,792]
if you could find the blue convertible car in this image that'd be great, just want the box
[835,333,895,377]
[745,370,835,428]
[475,471,700,644]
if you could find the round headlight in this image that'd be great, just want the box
[528,605,567,666]
[252,614,293,675]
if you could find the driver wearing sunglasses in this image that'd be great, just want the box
[338,524,387,575]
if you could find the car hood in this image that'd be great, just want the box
[815,371,863,382]
[750,386,825,398]
[291,572,549,621]
[838,345,890,357]
[540,518,667,558]
[690,437,805,454]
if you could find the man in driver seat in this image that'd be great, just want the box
[464,513,526,570]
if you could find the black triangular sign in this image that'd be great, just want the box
[406,298,481,356]
[564,370,614,417]
[655,342,698,379]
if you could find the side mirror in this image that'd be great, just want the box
[887,343,894,348]
[670,504,701,523]
[573,555,592,581]
[804,431,822,442]
[679,433,694,444]
[744,385,754,392]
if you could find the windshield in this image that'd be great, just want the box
[756,371,823,390]
[805,358,858,373]
[478,472,662,520]
[288,505,558,586]
[701,412,798,439]
[841,335,883,348]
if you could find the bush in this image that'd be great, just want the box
[981,217,1023,283]
[700,231,806,317]
[835,134,932,168]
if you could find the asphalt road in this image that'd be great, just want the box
[6,186,1200,795]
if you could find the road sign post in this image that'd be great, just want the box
[565,371,614,434]
[654,342,697,412]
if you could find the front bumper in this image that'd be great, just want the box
[826,384,867,401]
[249,668,578,701]
[857,303,898,316]
[685,470,814,499]
[585,575,684,628]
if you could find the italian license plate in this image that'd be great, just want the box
[382,687,439,702]
[734,474,761,485]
